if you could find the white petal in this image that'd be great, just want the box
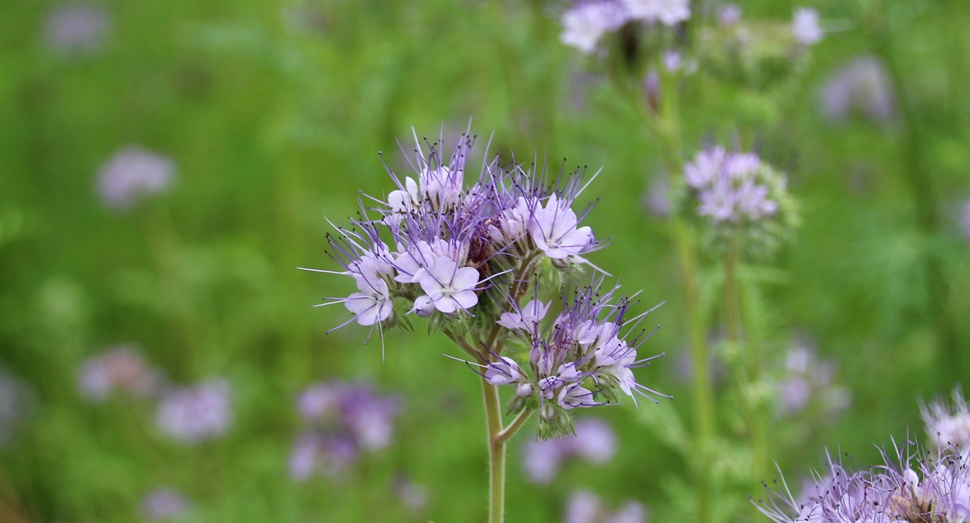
[452,267,480,291]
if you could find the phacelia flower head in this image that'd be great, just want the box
[791,7,823,46]
[922,387,970,456]
[818,56,895,125]
[96,146,177,211]
[77,345,164,403]
[289,381,400,481]
[155,379,233,444]
[677,146,798,257]
[304,126,606,351]
[44,3,111,56]
[474,276,667,438]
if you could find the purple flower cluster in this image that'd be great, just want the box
[522,418,617,483]
[310,130,603,336]
[155,380,233,444]
[289,381,400,481]
[482,276,668,436]
[43,3,111,56]
[773,343,851,419]
[922,388,970,456]
[96,146,177,211]
[756,446,970,523]
[818,56,894,125]
[565,490,647,523]
[310,127,666,438]
[559,0,691,54]
[683,147,780,224]
[791,8,823,46]
[77,345,163,403]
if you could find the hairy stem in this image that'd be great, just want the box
[496,408,533,445]
[481,375,505,523]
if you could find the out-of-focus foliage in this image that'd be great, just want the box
[1,0,969,522]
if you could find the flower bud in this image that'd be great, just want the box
[516,382,533,398]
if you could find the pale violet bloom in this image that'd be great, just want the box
[623,0,690,26]
[142,488,189,521]
[818,56,894,124]
[413,256,480,314]
[683,147,783,224]
[498,299,551,331]
[155,380,233,444]
[77,345,163,402]
[522,418,617,484]
[558,383,599,409]
[345,270,393,326]
[718,4,741,26]
[662,50,682,72]
[386,176,421,225]
[792,7,823,46]
[922,387,970,454]
[560,1,631,55]
[565,490,647,523]
[773,343,851,419]
[419,166,463,210]
[297,383,340,421]
[44,3,111,56]
[96,146,176,211]
[485,357,526,387]
[531,193,596,260]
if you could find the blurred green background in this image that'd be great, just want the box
[1,0,970,522]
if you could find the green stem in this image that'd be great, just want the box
[481,375,505,523]
[496,409,533,445]
[737,266,768,483]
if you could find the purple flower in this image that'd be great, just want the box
[773,343,851,419]
[560,1,631,54]
[922,387,970,455]
[818,56,894,124]
[522,418,617,483]
[498,299,551,332]
[623,0,691,26]
[142,488,189,521]
[564,490,647,523]
[791,8,823,46]
[290,381,400,481]
[44,3,111,56]
[155,380,233,444]
[393,474,430,513]
[77,345,163,403]
[683,147,782,224]
[96,146,176,211]
[718,4,742,26]
[305,127,607,346]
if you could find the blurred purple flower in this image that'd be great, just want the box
[773,342,851,419]
[643,175,670,218]
[818,56,894,124]
[565,490,648,523]
[96,146,176,211]
[44,3,111,56]
[393,473,430,514]
[623,0,691,26]
[560,1,631,54]
[791,7,823,46]
[142,488,189,521]
[290,381,400,481]
[523,418,617,484]
[77,345,163,403]
[155,380,233,444]
[717,4,741,26]
[921,387,970,454]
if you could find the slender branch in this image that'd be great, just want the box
[495,408,533,445]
